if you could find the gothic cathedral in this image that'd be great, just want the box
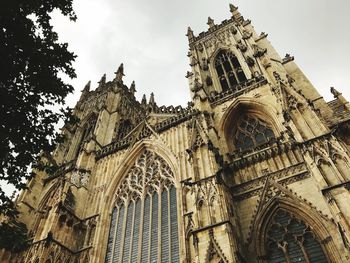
[2,4,350,263]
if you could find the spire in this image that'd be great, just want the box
[141,94,147,106]
[149,92,155,106]
[82,80,91,93]
[207,17,215,28]
[229,3,243,22]
[79,80,91,101]
[98,74,106,88]
[186,27,194,42]
[130,81,136,95]
[114,63,125,83]
[330,87,341,98]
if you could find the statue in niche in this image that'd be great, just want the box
[246,56,255,67]
[236,40,247,52]
[202,58,209,71]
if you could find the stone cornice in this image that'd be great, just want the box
[189,18,236,47]
[209,77,268,106]
[191,220,231,235]
[231,162,309,201]
[30,235,92,255]
[96,109,199,160]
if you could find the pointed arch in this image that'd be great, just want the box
[210,48,247,93]
[253,196,340,263]
[220,97,283,152]
[101,139,181,263]
[204,236,229,263]
[104,139,180,206]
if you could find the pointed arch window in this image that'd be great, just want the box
[115,119,133,140]
[214,50,247,92]
[74,115,97,158]
[234,115,275,152]
[105,150,180,263]
[266,209,328,263]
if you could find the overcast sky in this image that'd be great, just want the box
[2,0,350,197]
[52,0,350,108]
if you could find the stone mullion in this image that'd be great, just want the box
[147,195,153,263]
[118,201,129,263]
[167,188,172,262]
[127,201,136,263]
[228,55,240,85]
[157,187,162,263]
[219,62,230,91]
[298,241,311,263]
[109,206,119,263]
[136,196,145,263]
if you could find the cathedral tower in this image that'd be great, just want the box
[2,3,350,263]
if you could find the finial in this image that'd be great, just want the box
[141,94,147,105]
[330,87,341,98]
[130,81,136,94]
[149,92,155,105]
[186,27,194,42]
[229,2,243,21]
[207,17,215,28]
[229,3,238,12]
[98,74,106,87]
[83,80,91,92]
[114,63,125,83]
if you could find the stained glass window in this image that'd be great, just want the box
[214,50,247,92]
[104,150,180,263]
[266,209,328,263]
[234,115,275,152]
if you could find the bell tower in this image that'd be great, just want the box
[184,3,350,263]
[3,3,350,263]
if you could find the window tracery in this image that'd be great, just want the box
[214,50,247,92]
[266,209,328,263]
[105,150,180,263]
[234,115,275,152]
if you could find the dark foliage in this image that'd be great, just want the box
[0,0,76,250]
[0,221,29,253]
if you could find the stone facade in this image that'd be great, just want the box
[2,4,350,263]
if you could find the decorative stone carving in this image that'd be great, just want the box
[229,26,237,35]
[114,150,174,205]
[246,56,255,67]
[236,40,247,52]
[252,44,267,57]
[331,87,341,98]
[201,58,209,71]
[242,29,252,39]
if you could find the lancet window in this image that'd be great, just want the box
[105,150,180,263]
[74,115,96,158]
[266,209,328,263]
[214,50,247,92]
[234,115,275,152]
[115,119,133,140]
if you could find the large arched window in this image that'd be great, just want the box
[234,115,275,152]
[214,50,247,92]
[266,209,328,263]
[105,150,180,263]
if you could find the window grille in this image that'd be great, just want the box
[105,150,180,263]
[234,115,275,151]
[266,209,328,263]
[214,50,247,92]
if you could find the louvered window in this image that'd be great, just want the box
[214,50,247,92]
[234,115,275,152]
[105,150,180,263]
[266,209,328,263]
